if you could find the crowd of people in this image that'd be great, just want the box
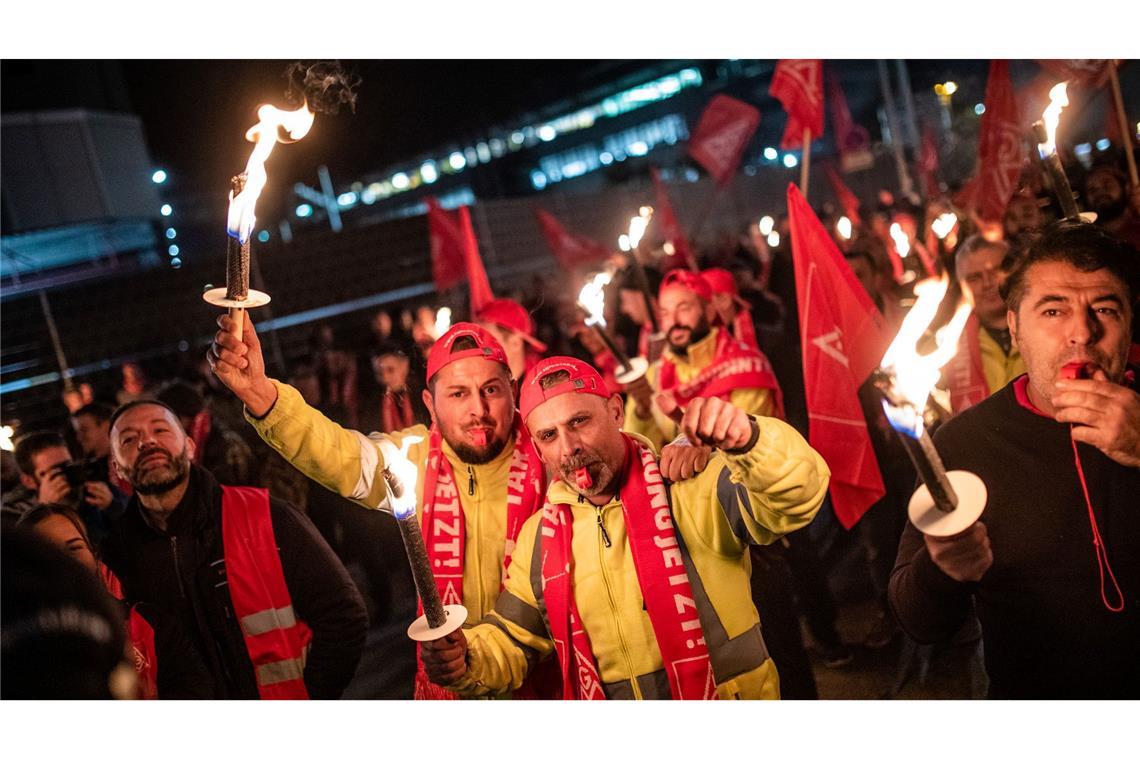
[3,148,1138,700]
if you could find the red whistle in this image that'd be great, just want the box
[1060,362,1091,380]
[575,467,593,490]
[470,428,488,446]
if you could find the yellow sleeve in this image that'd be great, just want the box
[448,513,553,697]
[673,416,830,554]
[245,379,429,510]
[729,386,775,419]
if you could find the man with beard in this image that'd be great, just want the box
[890,220,1140,697]
[622,269,783,451]
[1084,161,1140,248]
[419,357,829,699]
[942,236,1027,413]
[208,314,549,698]
[100,400,367,699]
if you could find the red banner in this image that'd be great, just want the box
[960,61,1024,225]
[787,183,889,529]
[823,163,861,224]
[687,95,761,186]
[534,209,613,270]
[770,60,825,150]
[827,72,872,172]
[919,125,942,200]
[427,198,493,311]
[1036,59,1113,89]
[650,167,697,270]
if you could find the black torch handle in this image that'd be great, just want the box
[626,251,661,334]
[898,430,959,513]
[226,174,250,302]
[591,324,633,374]
[397,515,448,628]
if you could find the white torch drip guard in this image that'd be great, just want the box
[202,287,272,309]
[407,604,468,642]
[907,469,987,537]
[614,356,649,385]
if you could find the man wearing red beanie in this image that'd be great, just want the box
[209,314,548,699]
[420,356,829,699]
[623,268,784,452]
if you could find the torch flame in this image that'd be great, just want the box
[386,435,425,519]
[879,276,973,437]
[837,216,853,241]
[931,212,958,240]
[432,307,452,340]
[1038,82,1069,158]
[0,424,14,452]
[578,270,613,328]
[227,103,316,244]
[627,207,653,250]
[890,222,910,258]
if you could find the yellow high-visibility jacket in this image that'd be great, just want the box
[978,326,1026,396]
[247,379,519,625]
[624,327,776,450]
[450,421,830,699]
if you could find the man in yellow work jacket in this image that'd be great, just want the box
[209,314,547,698]
[421,357,830,699]
[622,269,783,451]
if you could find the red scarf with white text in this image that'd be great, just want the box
[541,435,717,699]
[658,327,784,419]
[412,418,545,699]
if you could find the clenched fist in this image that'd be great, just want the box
[659,439,712,481]
[420,629,468,686]
[679,396,757,452]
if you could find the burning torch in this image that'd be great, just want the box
[380,436,468,642]
[578,270,649,386]
[619,206,664,340]
[873,276,987,536]
[204,102,315,339]
[1032,82,1081,221]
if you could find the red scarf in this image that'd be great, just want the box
[541,435,717,700]
[381,390,415,433]
[189,409,212,464]
[658,327,785,419]
[943,314,989,414]
[413,418,545,699]
[731,307,759,352]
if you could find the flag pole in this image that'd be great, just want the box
[1108,61,1138,186]
[800,126,812,198]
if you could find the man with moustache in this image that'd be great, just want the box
[622,269,783,451]
[100,399,367,699]
[208,314,549,698]
[419,357,830,699]
[890,220,1140,697]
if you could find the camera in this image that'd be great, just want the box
[56,458,105,489]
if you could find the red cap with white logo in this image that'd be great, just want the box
[425,322,509,382]
[518,356,611,422]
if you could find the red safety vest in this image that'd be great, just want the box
[100,564,158,700]
[220,486,313,700]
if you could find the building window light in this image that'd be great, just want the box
[296,204,313,218]
[783,154,799,168]
[476,143,491,163]
[464,147,479,166]
[392,172,410,190]
[530,171,548,190]
[763,147,778,161]
[489,138,506,157]
[599,151,614,165]
[337,192,358,207]
[628,141,649,157]
[538,125,557,142]
[449,152,466,171]
[421,161,439,184]
[160,204,173,216]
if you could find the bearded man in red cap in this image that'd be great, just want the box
[420,356,829,699]
[475,298,548,382]
[208,313,548,699]
[623,268,784,452]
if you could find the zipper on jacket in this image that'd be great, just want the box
[170,535,187,599]
[467,465,475,496]
[594,503,641,698]
[594,505,612,548]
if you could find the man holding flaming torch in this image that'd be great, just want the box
[209,316,549,698]
[889,221,1140,698]
[420,356,829,699]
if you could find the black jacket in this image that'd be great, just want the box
[102,465,368,699]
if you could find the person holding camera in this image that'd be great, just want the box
[13,430,126,543]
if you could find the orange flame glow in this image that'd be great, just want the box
[1038,82,1069,158]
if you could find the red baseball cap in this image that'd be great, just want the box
[659,268,712,302]
[476,298,549,353]
[425,322,509,381]
[518,356,611,422]
[701,268,749,308]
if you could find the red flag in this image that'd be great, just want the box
[961,61,1024,225]
[919,125,942,200]
[1105,91,1123,145]
[827,72,872,172]
[770,60,825,150]
[787,183,889,529]
[650,167,697,270]
[1036,59,1112,89]
[687,95,761,186]
[823,163,861,224]
[427,198,494,311]
[534,209,613,270]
